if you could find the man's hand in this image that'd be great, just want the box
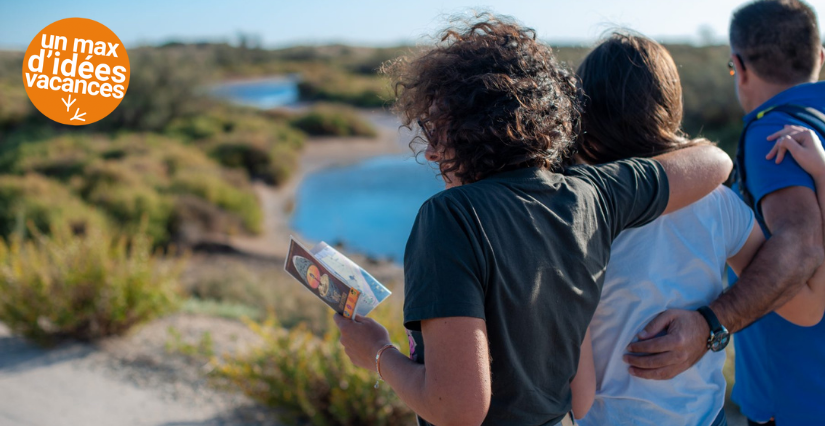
[333,314,392,371]
[624,309,710,380]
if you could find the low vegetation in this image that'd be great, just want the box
[181,256,333,331]
[291,104,378,137]
[0,133,263,245]
[0,224,182,344]
[0,173,108,239]
[214,303,414,426]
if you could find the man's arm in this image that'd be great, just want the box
[711,186,824,330]
[624,187,824,379]
[764,125,825,326]
[652,145,733,214]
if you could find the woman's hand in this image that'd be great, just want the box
[767,125,825,179]
[333,314,393,371]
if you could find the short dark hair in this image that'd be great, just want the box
[730,0,822,84]
[383,13,579,183]
[575,32,710,164]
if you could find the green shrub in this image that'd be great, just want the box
[0,132,266,242]
[0,80,33,131]
[3,134,108,180]
[180,298,263,321]
[0,225,183,344]
[210,140,297,186]
[291,104,377,137]
[84,182,173,244]
[0,174,108,239]
[266,142,301,185]
[215,304,414,426]
[166,326,215,358]
[170,169,262,234]
[94,47,213,132]
[297,68,390,108]
[181,256,332,331]
[166,115,225,140]
[169,195,246,242]
[204,111,305,185]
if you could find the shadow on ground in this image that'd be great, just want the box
[0,331,94,373]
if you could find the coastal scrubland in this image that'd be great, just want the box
[0,40,806,425]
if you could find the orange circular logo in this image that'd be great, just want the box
[22,18,129,126]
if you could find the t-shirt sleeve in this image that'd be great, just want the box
[717,185,756,258]
[744,120,816,214]
[402,194,487,331]
[567,158,670,239]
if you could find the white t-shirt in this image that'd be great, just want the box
[579,185,755,426]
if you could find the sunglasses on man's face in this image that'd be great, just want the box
[728,54,747,76]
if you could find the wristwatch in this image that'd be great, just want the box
[697,306,730,352]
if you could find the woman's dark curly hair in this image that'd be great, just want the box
[383,13,579,184]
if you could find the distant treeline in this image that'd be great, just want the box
[3,41,824,159]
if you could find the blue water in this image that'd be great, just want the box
[291,156,445,263]
[210,77,299,108]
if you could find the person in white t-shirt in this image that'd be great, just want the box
[568,32,825,426]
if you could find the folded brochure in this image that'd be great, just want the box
[284,236,391,319]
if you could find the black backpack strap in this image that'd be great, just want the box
[732,104,825,235]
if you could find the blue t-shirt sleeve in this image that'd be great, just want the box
[744,120,816,213]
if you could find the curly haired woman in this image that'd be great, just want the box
[333,14,733,426]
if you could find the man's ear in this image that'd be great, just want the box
[820,46,824,66]
[734,54,748,85]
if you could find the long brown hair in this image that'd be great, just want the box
[575,32,710,164]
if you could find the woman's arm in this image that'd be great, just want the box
[652,145,733,215]
[570,327,595,420]
[759,125,825,326]
[334,315,491,426]
[727,223,765,277]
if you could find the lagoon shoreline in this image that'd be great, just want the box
[228,109,411,260]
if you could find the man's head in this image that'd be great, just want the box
[384,14,579,186]
[729,0,824,112]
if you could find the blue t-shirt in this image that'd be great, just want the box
[730,81,825,425]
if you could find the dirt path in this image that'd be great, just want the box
[0,317,279,426]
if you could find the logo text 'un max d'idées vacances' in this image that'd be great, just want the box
[22,17,130,125]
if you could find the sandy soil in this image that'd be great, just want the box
[0,317,280,426]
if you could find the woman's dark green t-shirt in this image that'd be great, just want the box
[403,158,669,426]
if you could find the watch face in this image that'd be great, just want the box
[709,328,731,352]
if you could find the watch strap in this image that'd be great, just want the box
[697,306,722,334]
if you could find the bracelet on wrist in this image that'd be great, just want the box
[374,343,397,389]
